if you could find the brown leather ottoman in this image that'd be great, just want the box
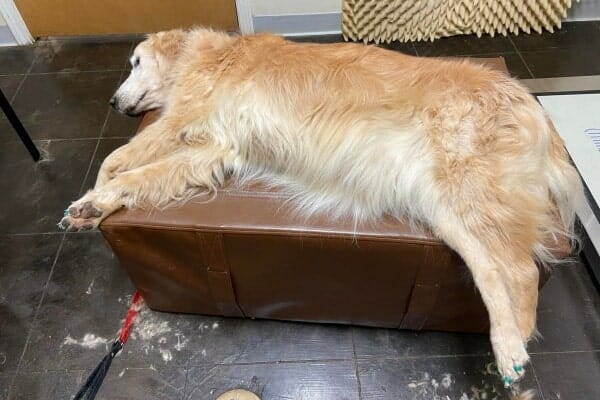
[99,57,550,334]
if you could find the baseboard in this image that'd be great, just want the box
[580,219,600,288]
[253,12,342,36]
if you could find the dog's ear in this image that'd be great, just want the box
[146,29,188,59]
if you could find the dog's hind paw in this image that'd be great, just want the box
[492,335,529,387]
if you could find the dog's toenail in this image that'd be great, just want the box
[513,365,523,373]
[503,376,514,387]
[63,209,70,216]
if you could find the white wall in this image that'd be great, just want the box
[0,1,32,45]
[249,0,597,20]
[251,0,341,16]
[0,9,16,46]
[243,0,599,37]
[246,0,342,36]
[567,0,600,21]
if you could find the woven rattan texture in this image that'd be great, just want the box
[342,0,576,43]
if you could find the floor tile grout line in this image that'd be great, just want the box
[8,75,27,103]
[37,136,132,142]
[19,366,182,373]
[8,54,36,103]
[185,351,499,368]
[6,232,67,400]
[15,358,357,375]
[4,230,99,236]
[71,43,137,199]
[35,35,144,46]
[528,349,600,355]
[354,353,493,361]
[26,69,128,76]
[529,361,545,400]
[508,35,535,79]
[182,367,190,400]
[15,348,600,375]
[352,349,600,361]
[2,136,133,145]
[77,137,101,197]
[77,67,127,196]
[0,73,26,77]
[351,329,363,400]
[97,42,134,143]
[187,358,355,368]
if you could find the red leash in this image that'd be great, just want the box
[74,291,143,400]
[118,291,142,344]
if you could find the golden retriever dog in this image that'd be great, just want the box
[60,28,582,389]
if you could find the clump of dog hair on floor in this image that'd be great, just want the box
[35,140,53,164]
[511,388,536,400]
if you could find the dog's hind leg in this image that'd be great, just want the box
[432,217,529,387]
[500,257,540,341]
[60,146,232,231]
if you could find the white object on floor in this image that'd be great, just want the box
[216,389,261,400]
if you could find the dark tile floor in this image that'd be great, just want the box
[1,22,599,400]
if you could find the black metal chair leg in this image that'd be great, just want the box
[0,88,40,162]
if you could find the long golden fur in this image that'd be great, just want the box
[60,28,582,389]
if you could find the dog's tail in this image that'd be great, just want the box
[534,116,583,265]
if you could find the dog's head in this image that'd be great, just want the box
[110,29,187,116]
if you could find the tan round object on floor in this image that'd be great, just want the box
[215,389,261,400]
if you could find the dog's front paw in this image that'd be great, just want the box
[58,200,104,231]
[491,331,530,387]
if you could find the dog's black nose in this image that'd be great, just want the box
[109,96,117,108]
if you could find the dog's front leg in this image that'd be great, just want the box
[95,117,189,188]
[60,146,231,231]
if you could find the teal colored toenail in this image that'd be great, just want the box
[503,376,514,386]
[64,209,70,216]
[514,365,523,373]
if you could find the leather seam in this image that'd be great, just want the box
[100,224,445,246]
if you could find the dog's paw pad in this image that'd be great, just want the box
[58,215,97,232]
[68,201,102,219]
